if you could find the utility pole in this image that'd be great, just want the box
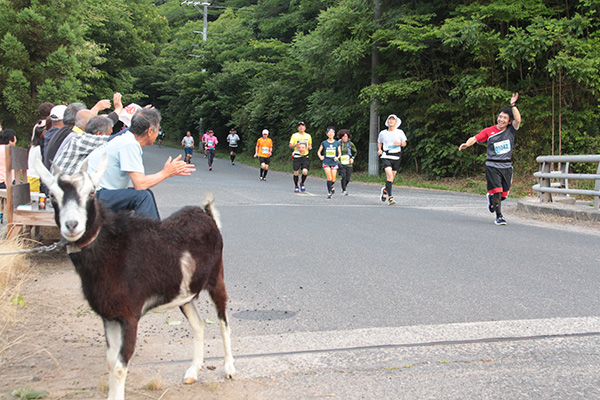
[369,0,382,176]
[181,1,210,134]
[181,1,210,42]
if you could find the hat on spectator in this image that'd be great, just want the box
[50,105,67,121]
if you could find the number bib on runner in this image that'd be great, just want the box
[494,139,511,155]
[325,148,336,158]
[340,154,350,165]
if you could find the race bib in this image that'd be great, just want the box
[325,148,336,158]
[341,154,350,165]
[262,146,269,154]
[207,140,214,147]
[387,144,400,153]
[494,140,511,155]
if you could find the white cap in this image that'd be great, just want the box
[385,114,401,127]
[262,129,269,135]
[50,105,67,121]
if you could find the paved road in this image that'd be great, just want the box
[143,145,600,398]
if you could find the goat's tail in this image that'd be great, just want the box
[202,192,222,231]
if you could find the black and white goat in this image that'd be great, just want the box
[36,157,235,400]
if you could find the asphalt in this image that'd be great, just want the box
[140,149,600,399]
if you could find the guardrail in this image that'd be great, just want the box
[532,155,600,210]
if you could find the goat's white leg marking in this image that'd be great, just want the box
[179,252,195,296]
[104,320,124,400]
[218,319,235,378]
[181,302,205,384]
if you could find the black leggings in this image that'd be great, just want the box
[339,165,352,191]
[207,149,215,167]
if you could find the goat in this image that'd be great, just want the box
[35,157,235,400]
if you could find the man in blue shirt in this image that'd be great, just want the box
[87,108,195,219]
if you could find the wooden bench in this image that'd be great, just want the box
[0,144,56,239]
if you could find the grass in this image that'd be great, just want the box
[0,230,30,360]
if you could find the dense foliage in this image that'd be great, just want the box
[1,0,599,177]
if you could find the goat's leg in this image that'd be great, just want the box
[209,274,235,379]
[180,301,205,384]
[103,319,122,400]
[104,318,138,400]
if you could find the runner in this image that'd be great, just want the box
[227,128,240,165]
[181,130,194,164]
[201,130,211,158]
[289,121,312,193]
[317,127,341,198]
[157,129,165,147]
[337,129,357,195]
[377,114,407,206]
[459,93,521,225]
[254,129,273,181]
[204,130,218,171]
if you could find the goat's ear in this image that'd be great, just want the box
[89,152,108,188]
[34,157,55,187]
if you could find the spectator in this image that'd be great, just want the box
[52,116,113,175]
[87,108,194,219]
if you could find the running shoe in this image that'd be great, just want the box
[487,193,495,213]
[380,187,387,202]
[388,197,396,206]
[295,186,300,193]
[343,190,348,196]
[327,192,332,199]
[259,176,263,181]
[495,215,507,225]
[300,184,306,192]
[331,187,335,195]
[209,166,212,171]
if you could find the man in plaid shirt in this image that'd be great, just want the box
[52,116,114,175]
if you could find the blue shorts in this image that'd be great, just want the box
[185,147,193,156]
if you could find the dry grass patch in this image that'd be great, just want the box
[0,228,30,359]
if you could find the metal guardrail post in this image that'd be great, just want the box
[595,162,600,210]
[540,160,552,203]
[533,155,600,210]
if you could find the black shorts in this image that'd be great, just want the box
[292,156,310,171]
[229,146,238,153]
[258,157,271,165]
[381,156,402,171]
[485,165,513,198]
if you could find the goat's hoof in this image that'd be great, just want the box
[226,373,235,380]
[184,377,197,385]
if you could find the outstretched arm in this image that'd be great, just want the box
[129,155,195,190]
[459,136,478,151]
[510,93,521,130]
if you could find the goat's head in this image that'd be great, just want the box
[35,156,108,242]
